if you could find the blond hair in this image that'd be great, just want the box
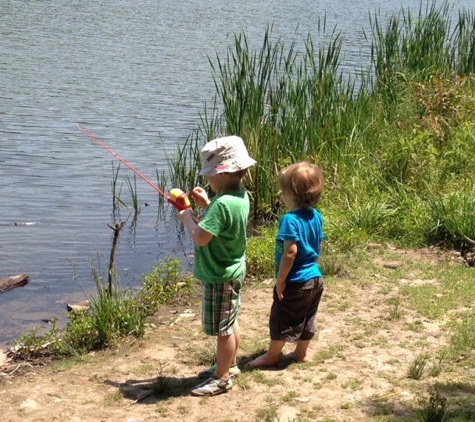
[277,162,323,209]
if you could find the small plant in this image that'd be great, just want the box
[110,162,127,213]
[319,253,344,277]
[89,283,145,348]
[60,310,98,355]
[314,345,345,363]
[246,225,276,279]
[342,378,364,391]
[251,370,281,387]
[407,351,430,380]
[150,361,176,396]
[345,198,397,238]
[104,390,122,406]
[387,296,402,320]
[192,339,217,366]
[282,390,298,405]
[136,259,194,315]
[324,372,338,381]
[445,310,475,370]
[428,189,475,249]
[418,389,449,422]
[156,168,169,209]
[405,319,425,332]
[428,351,446,377]
[255,404,278,422]
[125,174,139,213]
[10,320,62,360]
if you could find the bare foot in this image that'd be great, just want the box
[247,353,280,368]
[283,351,308,363]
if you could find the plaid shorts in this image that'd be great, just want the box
[201,276,242,336]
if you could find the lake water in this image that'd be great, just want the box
[1,0,472,348]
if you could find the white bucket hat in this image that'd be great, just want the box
[199,136,256,176]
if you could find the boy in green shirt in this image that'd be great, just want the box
[178,136,255,396]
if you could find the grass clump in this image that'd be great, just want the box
[88,283,144,349]
[246,224,276,279]
[417,389,450,422]
[136,258,194,315]
[255,404,278,422]
[10,259,193,359]
[407,351,430,380]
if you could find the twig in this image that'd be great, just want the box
[107,221,126,294]
[463,235,475,245]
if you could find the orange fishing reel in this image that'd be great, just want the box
[168,188,191,211]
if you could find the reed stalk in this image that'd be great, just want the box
[125,174,139,213]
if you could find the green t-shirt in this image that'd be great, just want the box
[194,190,250,283]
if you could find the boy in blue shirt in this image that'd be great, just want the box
[249,161,324,368]
[178,136,255,395]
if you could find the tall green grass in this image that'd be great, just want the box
[427,186,475,249]
[167,1,475,252]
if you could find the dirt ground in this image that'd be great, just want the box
[0,248,473,422]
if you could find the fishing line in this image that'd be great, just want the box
[77,124,189,210]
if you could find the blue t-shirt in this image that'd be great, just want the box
[275,208,324,282]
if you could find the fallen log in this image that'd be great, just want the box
[0,275,29,293]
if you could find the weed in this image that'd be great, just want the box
[387,296,402,320]
[137,258,194,315]
[417,389,449,422]
[125,174,139,213]
[104,390,122,406]
[255,405,278,422]
[319,254,344,277]
[282,390,298,405]
[10,322,60,360]
[89,283,145,348]
[405,319,425,332]
[314,345,345,363]
[192,339,217,366]
[324,372,338,381]
[407,351,430,380]
[342,378,364,391]
[251,370,282,387]
[246,225,276,279]
[428,351,446,377]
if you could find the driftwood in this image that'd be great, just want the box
[0,275,29,293]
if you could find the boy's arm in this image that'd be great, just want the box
[190,187,211,210]
[178,208,213,246]
[275,240,297,300]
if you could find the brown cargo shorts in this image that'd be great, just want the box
[269,277,324,342]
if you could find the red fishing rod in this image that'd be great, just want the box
[77,124,190,211]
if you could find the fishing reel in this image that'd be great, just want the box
[169,188,191,211]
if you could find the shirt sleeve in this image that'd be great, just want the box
[198,199,227,237]
[277,214,299,242]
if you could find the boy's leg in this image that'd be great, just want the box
[247,339,285,368]
[284,277,324,363]
[205,278,242,380]
[284,339,310,362]
[232,319,240,366]
[214,331,237,379]
[214,319,240,378]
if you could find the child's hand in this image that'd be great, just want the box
[190,187,210,210]
[275,280,285,301]
[178,207,195,224]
